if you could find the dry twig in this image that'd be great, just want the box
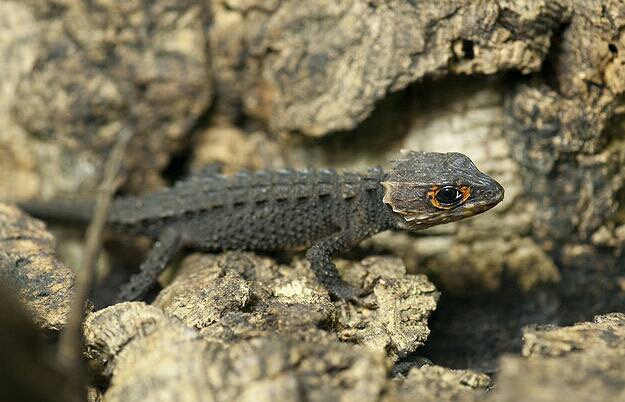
[57,128,133,401]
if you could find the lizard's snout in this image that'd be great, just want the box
[464,179,504,214]
[487,181,505,204]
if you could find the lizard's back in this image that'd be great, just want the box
[108,168,390,250]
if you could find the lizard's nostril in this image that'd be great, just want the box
[486,190,494,198]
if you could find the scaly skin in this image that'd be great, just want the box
[19,151,504,304]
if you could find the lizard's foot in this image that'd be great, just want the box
[328,281,378,309]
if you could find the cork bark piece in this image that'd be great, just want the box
[154,252,439,360]
[0,202,74,331]
[490,313,625,402]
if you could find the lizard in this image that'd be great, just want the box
[18,151,504,304]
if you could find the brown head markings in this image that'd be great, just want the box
[382,151,504,230]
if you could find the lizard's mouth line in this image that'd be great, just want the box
[401,198,503,222]
[463,199,503,213]
[461,185,505,213]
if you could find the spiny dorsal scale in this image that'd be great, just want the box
[253,171,272,187]
[294,184,309,199]
[199,176,228,195]
[318,168,332,175]
[287,170,312,199]
[272,169,295,200]
[276,168,293,173]
[317,169,335,183]
[295,170,309,184]
[250,186,270,203]
[204,191,225,208]
[200,176,228,208]
[340,172,360,199]
[316,169,336,196]
[229,188,247,204]
[364,168,384,190]
[274,169,295,185]
[243,171,267,203]
[232,171,252,187]
[228,172,251,204]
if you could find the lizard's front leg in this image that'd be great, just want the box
[306,228,372,304]
[116,227,182,302]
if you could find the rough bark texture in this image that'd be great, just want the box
[0,203,74,330]
[2,0,625,400]
[209,0,565,135]
[84,299,488,402]
[2,0,212,198]
[153,253,438,360]
[0,281,72,402]
[489,313,625,402]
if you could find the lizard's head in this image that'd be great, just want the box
[382,151,504,230]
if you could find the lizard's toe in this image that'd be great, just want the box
[328,282,378,309]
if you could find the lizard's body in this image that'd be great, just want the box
[19,151,504,303]
[112,167,391,248]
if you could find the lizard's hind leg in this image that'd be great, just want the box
[116,227,182,302]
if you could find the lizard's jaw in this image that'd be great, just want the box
[462,184,504,215]
[392,188,504,231]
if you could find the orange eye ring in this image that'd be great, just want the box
[428,185,471,209]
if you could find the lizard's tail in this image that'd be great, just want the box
[17,199,96,224]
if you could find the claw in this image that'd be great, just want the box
[328,282,378,309]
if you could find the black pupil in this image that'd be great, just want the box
[436,186,462,205]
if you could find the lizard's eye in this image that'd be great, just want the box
[436,186,462,205]
[430,185,469,209]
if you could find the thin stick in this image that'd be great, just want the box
[57,127,133,401]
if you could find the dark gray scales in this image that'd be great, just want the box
[18,151,505,304]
